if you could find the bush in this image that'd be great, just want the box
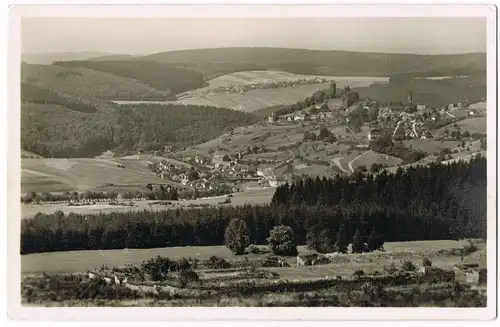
[140,256,172,281]
[384,263,398,275]
[361,282,385,298]
[401,260,417,272]
[178,269,199,288]
[422,257,432,267]
[224,219,251,255]
[462,239,478,254]
[267,225,298,256]
[353,269,365,278]
[207,255,231,269]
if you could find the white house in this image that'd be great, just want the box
[416,104,426,111]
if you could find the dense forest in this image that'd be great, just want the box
[21,156,486,254]
[21,82,97,113]
[21,103,259,158]
[53,60,206,94]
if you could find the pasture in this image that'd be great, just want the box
[456,117,487,135]
[21,239,485,278]
[21,157,178,194]
[348,150,403,170]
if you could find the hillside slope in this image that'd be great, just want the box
[53,60,206,94]
[21,102,260,158]
[21,63,173,101]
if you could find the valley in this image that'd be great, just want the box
[17,46,489,309]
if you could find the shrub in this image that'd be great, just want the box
[361,282,385,298]
[462,239,478,254]
[353,269,365,278]
[140,256,172,281]
[207,255,231,269]
[422,257,432,267]
[267,225,298,256]
[401,260,417,272]
[384,262,398,275]
[178,269,199,288]
[224,219,251,255]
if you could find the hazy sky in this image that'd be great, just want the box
[21,17,486,55]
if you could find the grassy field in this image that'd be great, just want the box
[455,117,487,134]
[113,71,389,112]
[21,187,276,219]
[21,239,485,277]
[21,158,178,194]
[349,150,403,170]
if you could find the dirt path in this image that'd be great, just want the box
[331,157,350,174]
[347,151,370,173]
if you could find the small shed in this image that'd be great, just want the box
[465,268,487,285]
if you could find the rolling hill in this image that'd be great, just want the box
[143,47,486,79]
[52,60,206,94]
[21,51,120,65]
[21,63,173,102]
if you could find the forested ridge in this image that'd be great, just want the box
[53,60,206,94]
[21,103,259,158]
[21,156,486,254]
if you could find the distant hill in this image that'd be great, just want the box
[21,51,120,65]
[21,63,173,102]
[142,47,486,79]
[52,60,206,94]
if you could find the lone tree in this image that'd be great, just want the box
[224,219,250,255]
[267,225,298,256]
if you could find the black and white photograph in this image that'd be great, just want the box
[6,3,497,321]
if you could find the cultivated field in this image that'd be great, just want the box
[21,157,178,194]
[21,187,276,219]
[113,71,389,112]
[187,71,389,92]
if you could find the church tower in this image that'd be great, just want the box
[408,91,413,105]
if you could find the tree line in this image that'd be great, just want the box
[21,156,486,255]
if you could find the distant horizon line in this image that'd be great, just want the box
[21,46,487,57]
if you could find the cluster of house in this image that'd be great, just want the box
[192,77,335,97]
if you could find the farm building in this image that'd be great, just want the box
[465,268,487,285]
[468,109,479,116]
[296,253,329,266]
[416,104,426,111]
[368,129,383,141]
